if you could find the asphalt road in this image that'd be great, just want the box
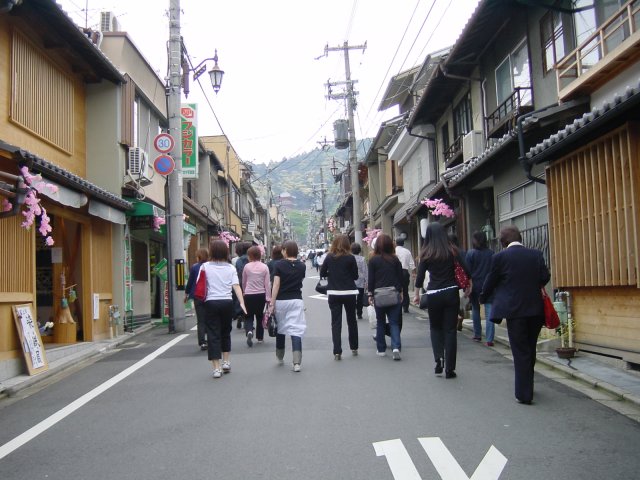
[1,266,639,479]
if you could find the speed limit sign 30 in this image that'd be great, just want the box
[154,133,175,154]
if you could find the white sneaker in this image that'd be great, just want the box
[293,363,301,372]
[392,349,401,361]
[376,351,386,357]
[222,361,231,373]
[246,331,253,347]
[212,368,222,378]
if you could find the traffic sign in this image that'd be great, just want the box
[153,133,175,153]
[153,155,175,176]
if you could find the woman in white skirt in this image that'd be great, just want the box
[269,240,307,372]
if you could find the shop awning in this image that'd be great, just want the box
[126,199,165,218]
[89,199,126,224]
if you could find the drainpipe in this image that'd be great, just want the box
[517,104,559,185]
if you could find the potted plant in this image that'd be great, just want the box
[554,292,576,359]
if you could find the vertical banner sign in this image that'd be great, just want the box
[181,104,198,178]
[162,282,170,324]
[124,225,133,312]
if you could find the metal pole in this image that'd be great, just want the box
[166,0,185,333]
[320,168,327,247]
[265,179,272,258]
[343,41,362,244]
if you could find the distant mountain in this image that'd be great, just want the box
[250,138,372,245]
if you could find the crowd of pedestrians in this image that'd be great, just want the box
[187,223,550,405]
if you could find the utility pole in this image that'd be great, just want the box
[323,41,366,244]
[312,169,327,247]
[265,179,272,259]
[166,0,185,333]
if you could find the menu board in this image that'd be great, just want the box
[12,304,48,375]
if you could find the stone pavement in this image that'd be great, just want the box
[2,314,640,423]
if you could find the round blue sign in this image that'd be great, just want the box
[154,155,175,176]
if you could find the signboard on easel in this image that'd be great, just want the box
[12,304,49,375]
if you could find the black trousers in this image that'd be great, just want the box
[204,299,233,360]
[356,287,366,317]
[328,294,358,354]
[426,287,459,373]
[506,315,544,403]
[401,269,410,312]
[244,293,267,340]
[194,298,207,345]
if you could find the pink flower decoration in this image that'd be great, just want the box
[421,198,455,218]
[45,236,55,246]
[153,215,166,232]
[2,198,11,212]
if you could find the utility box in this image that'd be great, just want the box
[333,119,349,149]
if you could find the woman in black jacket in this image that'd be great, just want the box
[320,234,359,359]
[367,233,404,360]
[414,222,471,378]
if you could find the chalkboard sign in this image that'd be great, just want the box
[12,304,49,376]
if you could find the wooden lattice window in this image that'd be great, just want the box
[548,123,640,288]
[11,31,74,153]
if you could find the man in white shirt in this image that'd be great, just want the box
[395,238,415,313]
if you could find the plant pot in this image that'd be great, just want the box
[556,347,576,359]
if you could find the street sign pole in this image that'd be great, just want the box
[166,0,185,333]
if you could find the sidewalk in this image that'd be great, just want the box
[0,322,157,398]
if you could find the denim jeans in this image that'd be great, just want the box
[471,299,493,342]
[375,303,402,352]
[276,333,302,352]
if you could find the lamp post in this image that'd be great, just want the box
[166,0,223,333]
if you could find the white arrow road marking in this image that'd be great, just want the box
[308,294,328,300]
[373,439,423,480]
[190,325,198,331]
[0,334,189,460]
[418,437,507,480]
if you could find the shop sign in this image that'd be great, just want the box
[181,104,198,179]
[124,226,133,312]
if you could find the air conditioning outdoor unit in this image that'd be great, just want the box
[100,11,120,32]
[462,130,484,162]
[128,147,152,186]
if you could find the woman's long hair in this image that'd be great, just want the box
[330,234,351,256]
[420,222,453,262]
[373,233,396,260]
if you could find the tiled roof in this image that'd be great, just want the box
[1,141,132,211]
[526,78,640,164]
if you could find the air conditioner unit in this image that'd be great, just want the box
[128,147,152,186]
[100,11,120,32]
[462,131,484,162]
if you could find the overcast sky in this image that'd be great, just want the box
[58,0,480,164]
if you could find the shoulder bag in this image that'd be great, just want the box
[194,268,207,302]
[541,288,560,329]
[315,278,328,295]
[373,286,400,308]
[453,259,470,290]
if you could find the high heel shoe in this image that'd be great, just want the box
[434,359,443,375]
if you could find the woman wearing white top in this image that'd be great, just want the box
[199,239,246,378]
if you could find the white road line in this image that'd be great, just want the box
[308,294,328,300]
[190,325,198,331]
[373,438,423,479]
[0,333,189,461]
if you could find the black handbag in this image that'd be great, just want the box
[267,314,278,337]
[315,278,328,295]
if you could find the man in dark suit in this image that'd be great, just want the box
[480,225,550,405]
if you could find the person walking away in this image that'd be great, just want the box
[320,234,359,359]
[351,242,368,320]
[414,222,471,379]
[267,244,283,285]
[395,237,415,314]
[185,248,209,350]
[316,249,327,273]
[268,240,307,372]
[199,239,246,379]
[242,246,271,347]
[368,234,404,360]
[233,242,251,329]
[466,231,494,345]
[480,225,550,404]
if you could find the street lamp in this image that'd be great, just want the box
[330,157,346,180]
[191,50,224,93]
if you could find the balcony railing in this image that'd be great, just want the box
[485,86,533,138]
[443,135,463,166]
[556,0,640,96]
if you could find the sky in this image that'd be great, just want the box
[57,0,480,164]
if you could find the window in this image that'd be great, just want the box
[497,179,547,229]
[11,32,73,152]
[230,184,240,213]
[541,11,565,73]
[453,93,472,140]
[441,122,450,153]
[495,41,531,105]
